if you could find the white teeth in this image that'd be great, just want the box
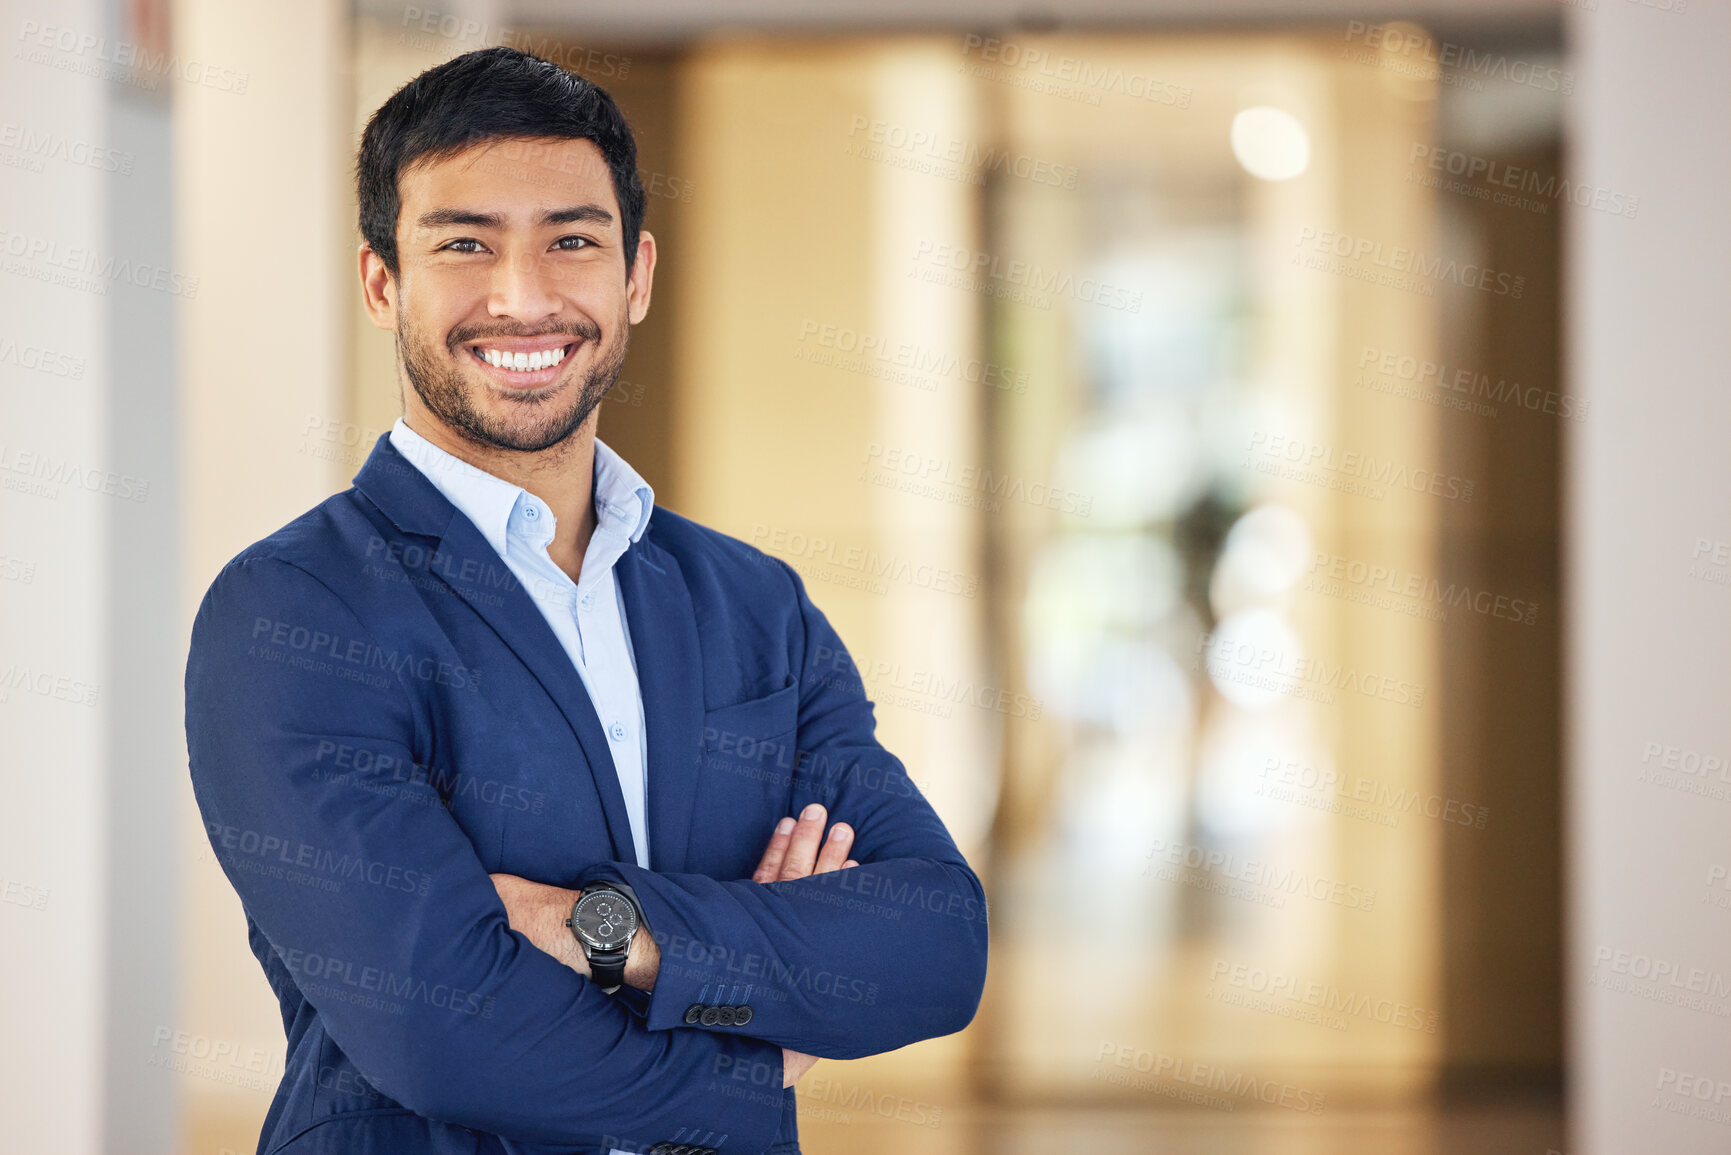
[477,345,568,371]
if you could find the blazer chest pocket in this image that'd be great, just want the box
[700,678,801,801]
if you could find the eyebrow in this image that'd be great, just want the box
[415,204,615,230]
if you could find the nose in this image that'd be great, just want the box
[487,246,564,323]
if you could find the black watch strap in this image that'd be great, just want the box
[588,947,628,991]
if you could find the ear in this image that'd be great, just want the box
[359,243,399,331]
[625,230,657,325]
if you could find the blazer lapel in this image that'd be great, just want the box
[439,515,641,864]
[352,434,641,865]
[615,535,704,875]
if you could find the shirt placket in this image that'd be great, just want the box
[515,506,584,666]
[578,528,624,742]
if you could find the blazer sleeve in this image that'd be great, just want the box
[185,555,786,1152]
[587,559,991,1057]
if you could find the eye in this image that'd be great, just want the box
[553,235,594,251]
[438,238,487,254]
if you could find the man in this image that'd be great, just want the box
[184,46,988,1155]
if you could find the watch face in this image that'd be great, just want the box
[573,889,637,950]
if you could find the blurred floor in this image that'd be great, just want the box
[800,1098,1565,1155]
[189,1097,1564,1155]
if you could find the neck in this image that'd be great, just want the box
[401,404,599,584]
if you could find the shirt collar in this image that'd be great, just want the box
[591,435,656,544]
[388,417,655,561]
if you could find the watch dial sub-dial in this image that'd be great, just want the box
[574,893,636,949]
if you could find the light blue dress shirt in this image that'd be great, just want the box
[388,417,655,870]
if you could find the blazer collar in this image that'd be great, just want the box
[352,431,461,540]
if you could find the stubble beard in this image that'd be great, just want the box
[398,305,628,454]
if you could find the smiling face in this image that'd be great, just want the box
[361,136,655,454]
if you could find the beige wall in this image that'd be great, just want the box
[667,41,997,1111]
[175,0,352,1148]
[671,39,996,860]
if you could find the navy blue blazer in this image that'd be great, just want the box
[184,433,989,1155]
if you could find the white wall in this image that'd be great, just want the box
[0,0,178,1150]
[0,0,111,1149]
[1566,3,1731,1153]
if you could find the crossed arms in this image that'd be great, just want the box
[185,554,989,1152]
[490,803,862,1089]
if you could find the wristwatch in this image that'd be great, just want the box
[565,880,644,993]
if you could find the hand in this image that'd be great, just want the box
[754,803,859,1087]
[782,1047,819,1088]
[752,802,859,883]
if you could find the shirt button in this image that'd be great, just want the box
[523,505,539,519]
[609,722,627,741]
[581,592,595,609]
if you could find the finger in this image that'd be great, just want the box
[842,860,859,869]
[752,817,797,883]
[778,803,827,880]
[813,823,854,874]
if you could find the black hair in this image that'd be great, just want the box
[356,46,645,276]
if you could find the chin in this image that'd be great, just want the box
[479,399,591,452]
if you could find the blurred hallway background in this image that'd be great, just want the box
[2,1,1724,1153]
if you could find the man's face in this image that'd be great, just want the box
[370,136,653,453]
